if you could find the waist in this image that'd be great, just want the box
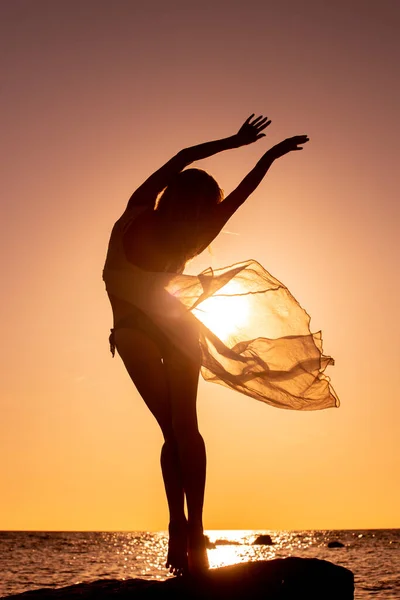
[113,304,162,333]
[107,293,139,326]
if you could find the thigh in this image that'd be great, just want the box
[114,327,173,437]
[163,342,202,434]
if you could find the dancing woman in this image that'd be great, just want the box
[103,115,338,576]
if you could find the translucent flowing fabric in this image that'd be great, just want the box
[103,208,339,411]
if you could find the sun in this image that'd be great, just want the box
[193,280,250,344]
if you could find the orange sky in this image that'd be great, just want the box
[1,0,399,531]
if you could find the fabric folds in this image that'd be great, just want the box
[103,207,339,411]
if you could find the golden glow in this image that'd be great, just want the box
[1,0,399,532]
[193,281,250,343]
[206,531,277,569]
[208,544,240,568]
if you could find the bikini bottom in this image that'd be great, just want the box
[109,305,173,358]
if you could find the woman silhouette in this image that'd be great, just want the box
[103,115,338,575]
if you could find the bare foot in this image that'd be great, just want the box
[166,520,188,576]
[187,522,209,574]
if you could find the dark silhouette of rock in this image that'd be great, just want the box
[204,536,241,547]
[4,558,354,600]
[204,535,217,549]
[327,541,345,548]
[253,534,274,545]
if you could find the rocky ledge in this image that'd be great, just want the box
[5,557,354,600]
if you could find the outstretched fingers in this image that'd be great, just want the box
[256,120,272,140]
[291,135,310,150]
[270,135,310,158]
[237,114,272,145]
[249,114,271,129]
[244,113,255,124]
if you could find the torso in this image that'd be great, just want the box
[107,207,187,325]
[122,208,187,273]
[106,204,215,325]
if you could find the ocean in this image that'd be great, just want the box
[0,530,398,599]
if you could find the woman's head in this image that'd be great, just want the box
[155,168,223,220]
[155,168,223,266]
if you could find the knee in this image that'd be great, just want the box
[161,436,179,459]
[172,417,202,447]
[161,410,200,442]
[155,413,175,444]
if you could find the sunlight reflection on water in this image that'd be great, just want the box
[207,530,280,569]
[1,529,399,599]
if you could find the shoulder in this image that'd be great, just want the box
[118,205,152,234]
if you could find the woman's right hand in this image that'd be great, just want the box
[235,114,272,147]
[270,135,310,158]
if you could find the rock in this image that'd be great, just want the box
[204,536,241,547]
[253,534,274,545]
[4,558,354,600]
[204,535,217,549]
[327,541,345,548]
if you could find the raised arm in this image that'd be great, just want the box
[212,135,310,231]
[126,115,271,210]
[181,114,271,163]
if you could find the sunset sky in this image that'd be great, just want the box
[1,0,399,531]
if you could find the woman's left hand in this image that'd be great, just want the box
[235,114,271,146]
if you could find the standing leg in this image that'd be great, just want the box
[163,342,209,573]
[114,327,188,575]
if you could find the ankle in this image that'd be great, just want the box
[187,519,204,534]
[169,518,187,531]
